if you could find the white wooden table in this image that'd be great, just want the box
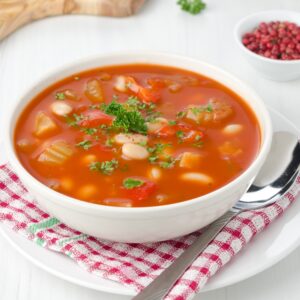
[1,0,300,299]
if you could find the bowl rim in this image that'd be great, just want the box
[234,9,300,65]
[4,51,273,214]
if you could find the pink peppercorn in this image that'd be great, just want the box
[242,21,300,60]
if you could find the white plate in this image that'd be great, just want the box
[1,107,300,296]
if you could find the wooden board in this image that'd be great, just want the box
[0,0,145,41]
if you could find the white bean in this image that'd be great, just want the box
[103,198,133,207]
[180,172,213,185]
[223,124,243,135]
[114,133,148,145]
[148,167,162,181]
[146,117,168,133]
[51,102,72,116]
[122,143,149,160]
[179,152,201,169]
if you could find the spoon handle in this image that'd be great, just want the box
[133,210,238,300]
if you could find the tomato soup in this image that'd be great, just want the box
[14,64,260,207]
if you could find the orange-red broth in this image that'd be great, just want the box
[14,64,260,207]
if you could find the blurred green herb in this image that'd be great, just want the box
[177,0,206,15]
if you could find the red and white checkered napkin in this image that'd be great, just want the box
[1,164,300,300]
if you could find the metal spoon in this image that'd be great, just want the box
[133,131,300,300]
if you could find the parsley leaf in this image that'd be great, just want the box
[123,178,144,189]
[76,140,92,150]
[103,100,147,134]
[81,127,98,135]
[89,159,118,175]
[147,143,172,163]
[168,120,177,126]
[55,92,65,100]
[65,113,83,128]
[176,111,186,119]
[177,0,206,15]
[176,130,184,143]
[159,157,176,169]
[105,138,114,147]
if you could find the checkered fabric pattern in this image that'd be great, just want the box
[1,164,299,300]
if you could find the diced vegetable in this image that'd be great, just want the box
[137,87,160,103]
[79,110,114,128]
[114,133,148,145]
[122,177,156,201]
[85,79,104,102]
[186,99,232,124]
[51,102,72,116]
[34,112,58,137]
[64,89,78,101]
[155,124,177,137]
[122,143,149,160]
[179,152,201,168]
[37,140,73,165]
[223,124,243,135]
[114,76,127,92]
[219,141,242,157]
[146,117,168,134]
[77,184,97,200]
[16,138,36,153]
[114,75,159,103]
[180,172,213,185]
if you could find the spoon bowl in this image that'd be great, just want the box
[235,131,300,210]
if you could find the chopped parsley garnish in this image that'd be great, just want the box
[191,104,214,115]
[65,113,83,127]
[145,111,162,122]
[76,140,92,150]
[126,96,147,110]
[177,0,206,15]
[89,159,118,175]
[168,120,177,126]
[138,140,147,147]
[159,157,176,169]
[176,130,184,143]
[206,103,213,112]
[176,111,186,119]
[102,100,147,134]
[123,178,144,189]
[105,138,114,147]
[147,143,172,163]
[81,127,98,135]
[148,156,158,163]
[55,92,65,100]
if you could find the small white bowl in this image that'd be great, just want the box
[4,52,272,243]
[234,10,300,81]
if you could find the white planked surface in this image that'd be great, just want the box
[0,0,300,299]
